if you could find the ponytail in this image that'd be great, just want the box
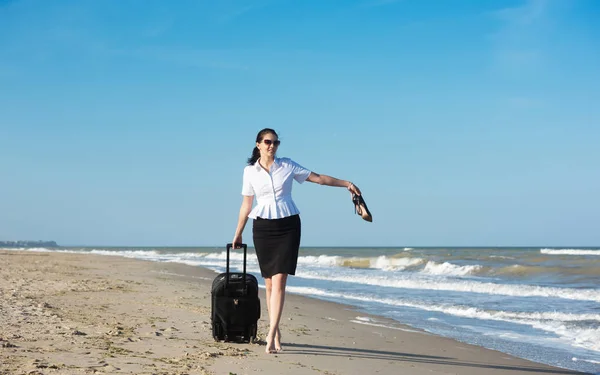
[247,146,260,165]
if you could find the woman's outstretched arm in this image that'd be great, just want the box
[306,172,362,195]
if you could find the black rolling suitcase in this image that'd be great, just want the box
[211,243,260,342]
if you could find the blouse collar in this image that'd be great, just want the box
[254,157,280,171]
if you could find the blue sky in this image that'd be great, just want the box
[1,0,599,247]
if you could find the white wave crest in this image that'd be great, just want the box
[541,249,600,256]
[297,255,423,271]
[372,256,423,270]
[200,251,251,261]
[286,286,600,353]
[89,249,161,258]
[297,255,341,266]
[572,357,600,365]
[531,322,600,353]
[295,271,600,302]
[421,261,482,276]
[288,286,600,322]
[2,247,53,252]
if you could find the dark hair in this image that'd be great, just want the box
[247,128,278,165]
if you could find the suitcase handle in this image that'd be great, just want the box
[225,243,247,289]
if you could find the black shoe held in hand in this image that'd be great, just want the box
[352,194,373,222]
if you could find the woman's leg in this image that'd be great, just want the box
[264,276,273,342]
[265,273,287,353]
[264,277,282,351]
[264,276,272,316]
[265,277,285,351]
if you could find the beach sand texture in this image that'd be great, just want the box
[0,251,588,375]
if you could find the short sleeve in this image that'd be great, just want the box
[241,167,255,196]
[290,159,312,184]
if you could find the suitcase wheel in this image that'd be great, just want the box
[247,324,257,343]
[212,322,223,341]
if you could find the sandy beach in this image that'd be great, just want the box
[0,250,589,375]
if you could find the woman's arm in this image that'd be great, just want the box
[232,195,254,248]
[306,172,362,195]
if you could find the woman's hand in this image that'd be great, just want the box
[347,182,362,196]
[232,234,243,249]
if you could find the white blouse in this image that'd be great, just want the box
[241,157,312,219]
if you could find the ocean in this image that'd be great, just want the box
[4,246,599,374]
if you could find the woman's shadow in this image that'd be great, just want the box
[278,343,587,375]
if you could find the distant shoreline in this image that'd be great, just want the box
[0,240,58,247]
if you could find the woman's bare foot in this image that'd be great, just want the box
[265,334,277,354]
[274,328,283,352]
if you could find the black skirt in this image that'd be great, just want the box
[252,214,301,278]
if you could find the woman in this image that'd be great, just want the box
[231,128,364,354]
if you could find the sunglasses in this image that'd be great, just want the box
[263,139,281,146]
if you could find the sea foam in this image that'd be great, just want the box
[296,271,600,302]
[541,249,600,256]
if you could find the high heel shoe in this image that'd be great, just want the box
[352,194,373,222]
